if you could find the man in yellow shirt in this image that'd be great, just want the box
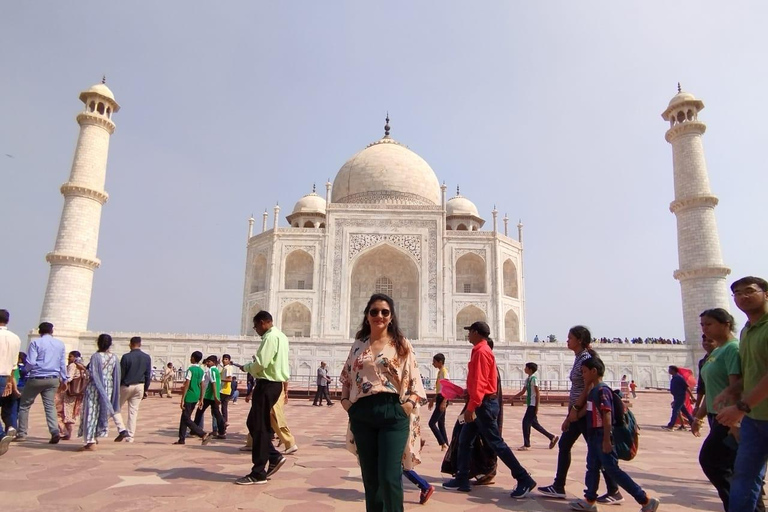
[428,353,449,450]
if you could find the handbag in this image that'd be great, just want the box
[67,371,89,397]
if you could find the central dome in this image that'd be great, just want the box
[331,136,441,206]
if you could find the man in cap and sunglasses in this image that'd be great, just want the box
[443,321,537,499]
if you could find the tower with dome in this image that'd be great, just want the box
[241,117,526,345]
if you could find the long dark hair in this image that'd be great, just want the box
[569,325,597,358]
[96,333,112,352]
[355,293,407,357]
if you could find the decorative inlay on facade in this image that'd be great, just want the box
[668,195,718,214]
[673,266,731,281]
[332,219,438,331]
[455,248,486,261]
[349,234,421,263]
[335,191,436,206]
[280,297,313,309]
[455,301,487,314]
[274,227,326,234]
[284,245,316,258]
[445,231,495,238]
[329,203,442,211]
[60,183,109,205]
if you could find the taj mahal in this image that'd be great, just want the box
[31,80,733,389]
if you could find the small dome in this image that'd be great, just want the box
[332,137,441,206]
[291,192,326,215]
[446,194,479,218]
[668,91,697,107]
[82,83,115,101]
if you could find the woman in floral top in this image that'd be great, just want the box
[340,293,427,512]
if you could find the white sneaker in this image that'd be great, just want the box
[125,437,135,443]
[284,444,299,455]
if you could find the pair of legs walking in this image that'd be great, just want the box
[521,405,555,447]
[119,383,144,439]
[581,431,656,509]
[313,385,332,405]
[17,377,60,439]
[177,402,207,442]
[246,379,284,481]
[451,396,535,496]
[428,394,448,446]
[666,396,694,428]
[194,399,226,436]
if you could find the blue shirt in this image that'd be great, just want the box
[669,373,688,399]
[26,335,67,381]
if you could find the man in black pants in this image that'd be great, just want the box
[312,361,333,406]
[235,311,290,485]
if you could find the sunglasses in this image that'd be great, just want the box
[368,308,391,318]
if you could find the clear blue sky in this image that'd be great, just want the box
[1,2,766,340]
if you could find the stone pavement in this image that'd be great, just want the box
[0,390,735,511]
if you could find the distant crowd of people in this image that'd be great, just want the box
[533,335,685,345]
[2,273,768,512]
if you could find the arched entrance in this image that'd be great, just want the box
[284,250,314,290]
[281,302,311,338]
[349,244,419,339]
[456,305,486,341]
[504,309,520,342]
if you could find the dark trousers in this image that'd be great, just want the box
[585,430,647,504]
[220,392,231,423]
[313,385,332,405]
[178,402,206,441]
[667,396,694,427]
[554,416,617,493]
[247,379,284,479]
[428,394,448,446]
[194,399,226,435]
[349,393,410,512]
[456,396,531,483]
[522,405,555,447]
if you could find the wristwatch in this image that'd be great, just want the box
[736,400,752,413]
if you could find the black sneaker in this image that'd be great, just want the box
[597,490,624,505]
[510,477,536,499]
[538,484,567,499]
[114,430,129,442]
[235,475,267,485]
[266,456,286,478]
[49,434,61,444]
[442,478,471,492]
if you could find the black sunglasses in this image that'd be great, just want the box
[368,308,391,318]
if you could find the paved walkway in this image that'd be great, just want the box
[0,391,733,511]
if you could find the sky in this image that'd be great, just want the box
[1,2,766,341]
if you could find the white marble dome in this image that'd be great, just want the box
[668,91,697,107]
[292,191,326,215]
[446,194,479,217]
[331,137,441,205]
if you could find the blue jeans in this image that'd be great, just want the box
[729,416,768,512]
[456,396,531,483]
[667,396,694,427]
[403,469,430,491]
[585,431,647,504]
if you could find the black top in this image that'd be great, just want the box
[120,348,152,391]
[697,354,708,396]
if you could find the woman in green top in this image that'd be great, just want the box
[693,308,764,512]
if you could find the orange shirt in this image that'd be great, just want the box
[466,340,497,412]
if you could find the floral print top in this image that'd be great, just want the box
[340,336,426,405]
[340,336,427,470]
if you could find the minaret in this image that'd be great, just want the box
[662,85,731,343]
[491,205,498,233]
[40,79,119,334]
[273,203,280,229]
[247,215,255,240]
[503,214,509,237]
[262,210,268,233]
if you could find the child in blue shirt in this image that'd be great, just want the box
[570,357,660,512]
